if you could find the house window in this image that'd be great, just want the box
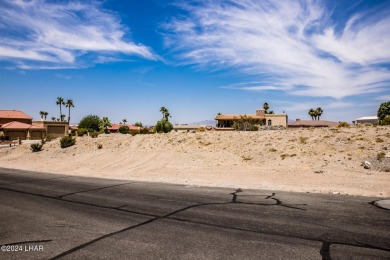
[268,119,272,126]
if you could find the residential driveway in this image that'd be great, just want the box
[0,167,389,259]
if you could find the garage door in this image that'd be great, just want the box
[47,126,65,137]
[31,131,43,140]
[6,131,26,140]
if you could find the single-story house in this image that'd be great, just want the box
[352,116,379,125]
[108,124,141,133]
[0,121,45,140]
[288,119,338,128]
[215,109,288,128]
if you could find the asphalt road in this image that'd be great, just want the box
[0,167,389,259]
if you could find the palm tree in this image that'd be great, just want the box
[160,107,171,121]
[39,111,45,120]
[65,99,74,123]
[60,114,66,122]
[43,112,48,120]
[56,97,65,121]
[308,109,316,120]
[316,107,323,121]
[99,117,112,133]
[122,119,127,124]
[51,116,56,121]
[263,102,269,113]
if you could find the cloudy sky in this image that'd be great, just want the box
[0,0,389,125]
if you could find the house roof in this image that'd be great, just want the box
[0,121,45,130]
[288,120,338,127]
[0,110,32,119]
[355,116,378,120]
[215,114,265,120]
[108,124,141,131]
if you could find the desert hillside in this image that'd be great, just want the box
[0,126,389,197]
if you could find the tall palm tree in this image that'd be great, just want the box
[43,112,48,120]
[316,107,324,121]
[65,99,74,123]
[99,117,112,133]
[122,119,127,124]
[308,109,316,120]
[263,102,269,113]
[39,111,45,120]
[56,97,65,121]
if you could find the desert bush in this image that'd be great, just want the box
[129,130,138,136]
[45,133,56,141]
[155,119,173,133]
[77,128,88,136]
[250,125,259,131]
[78,115,101,132]
[377,152,386,161]
[30,143,43,152]
[242,155,253,161]
[380,115,390,126]
[60,136,76,148]
[96,143,103,149]
[338,122,350,128]
[140,127,150,134]
[269,148,277,152]
[119,125,130,134]
[197,127,206,132]
[280,154,289,160]
[299,137,309,144]
[89,131,99,138]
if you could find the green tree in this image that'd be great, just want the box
[119,125,130,134]
[65,99,74,123]
[60,114,66,122]
[160,107,171,121]
[134,122,143,127]
[155,119,173,133]
[377,101,390,123]
[43,112,48,120]
[316,107,324,120]
[122,119,127,124]
[56,97,65,121]
[51,116,56,121]
[78,115,101,132]
[99,117,112,133]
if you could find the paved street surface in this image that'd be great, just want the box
[0,167,389,259]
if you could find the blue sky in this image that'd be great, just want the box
[0,0,389,125]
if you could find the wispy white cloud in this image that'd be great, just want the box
[164,0,390,99]
[0,0,157,69]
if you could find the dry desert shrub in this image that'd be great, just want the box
[242,155,253,161]
[280,154,289,160]
[377,152,386,161]
[269,148,277,152]
[299,137,309,144]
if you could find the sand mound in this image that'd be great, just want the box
[1,126,389,197]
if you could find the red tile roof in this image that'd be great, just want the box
[0,121,45,130]
[108,124,141,131]
[0,110,32,119]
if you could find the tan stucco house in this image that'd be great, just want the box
[215,109,288,128]
[0,110,45,140]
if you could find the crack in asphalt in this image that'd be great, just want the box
[0,183,388,259]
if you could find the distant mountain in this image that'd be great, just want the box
[186,119,217,126]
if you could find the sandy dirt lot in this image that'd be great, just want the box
[0,126,389,197]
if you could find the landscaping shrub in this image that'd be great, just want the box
[338,122,350,128]
[30,143,43,152]
[60,136,76,148]
[155,119,173,133]
[77,128,88,136]
[250,125,259,131]
[89,131,99,138]
[140,127,150,134]
[119,125,130,134]
[380,115,390,126]
[129,130,138,136]
[78,115,101,132]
